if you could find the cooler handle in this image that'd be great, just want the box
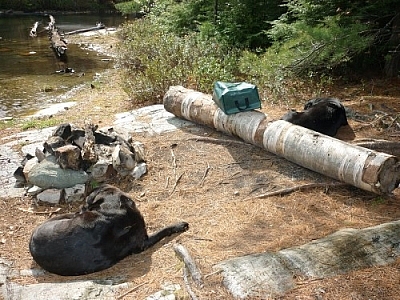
[235,97,250,111]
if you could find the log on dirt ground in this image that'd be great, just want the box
[214,220,400,299]
[163,86,400,195]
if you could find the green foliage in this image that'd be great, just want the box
[114,0,148,15]
[0,0,107,11]
[117,18,239,103]
[268,0,400,76]
[215,0,285,49]
[21,118,59,130]
[275,16,371,75]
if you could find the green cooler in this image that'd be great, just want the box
[212,81,261,115]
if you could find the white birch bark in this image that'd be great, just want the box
[163,86,400,195]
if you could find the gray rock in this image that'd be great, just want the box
[28,156,89,189]
[132,141,146,162]
[27,185,43,196]
[146,283,181,300]
[3,277,128,300]
[112,144,136,176]
[91,159,116,182]
[64,184,86,203]
[36,188,63,204]
[23,157,39,180]
[132,162,147,180]
[55,144,82,170]
[43,135,65,155]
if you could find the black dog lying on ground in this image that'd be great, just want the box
[29,184,189,276]
[281,97,348,137]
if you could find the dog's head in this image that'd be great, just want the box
[83,184,135,215]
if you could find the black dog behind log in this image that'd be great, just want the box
[29,184,189,276]
[281,97,348,137]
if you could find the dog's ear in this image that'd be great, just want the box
[119,194,135,209]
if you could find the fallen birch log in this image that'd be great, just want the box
[163,86,400,195]
[215,220,400,298]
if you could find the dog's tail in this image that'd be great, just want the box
[143,222,189,250]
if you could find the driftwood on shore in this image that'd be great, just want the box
[29,16,106,72]
[29,21,39,37]
[163,86,400,195]
[63,22,105,36]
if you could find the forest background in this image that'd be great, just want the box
[1,0,400,110]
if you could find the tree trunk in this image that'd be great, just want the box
[384,12,400,77]
[215,220,400,298]
[163,86,400,195]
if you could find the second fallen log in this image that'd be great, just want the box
[163,86,400,195]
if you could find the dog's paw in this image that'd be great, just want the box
[176,221,189,233]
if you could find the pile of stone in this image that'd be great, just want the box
[13,122,146,204]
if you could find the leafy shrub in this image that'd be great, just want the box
[117,18,239,104]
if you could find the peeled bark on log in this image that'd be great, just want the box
[45,15,68,71]
[163,86,400,195]
[215,220,400,298]
[50,29,68,58]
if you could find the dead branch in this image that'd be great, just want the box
[204,269,222,279]
[116,282,147,300]
[173,243,204,288]
[18,207,62,216]
[165,176,170,189]
[254,182,348,198]
[199,163,210,186]
[352,139,400,157]
[183,266,199,300]
[187,137,248,146]
[169,172,184,196]
[170,145,177,177]
[63,23,105,36]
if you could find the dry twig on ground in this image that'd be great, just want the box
[173,243,204,287]
[254,182,348,198]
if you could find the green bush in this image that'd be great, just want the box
[117,18,239,104]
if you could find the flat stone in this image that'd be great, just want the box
[113,104,195,138]
[30,101,76,118]
[36,188,63,204]
[28,156,89,189]
[3,280,128,300]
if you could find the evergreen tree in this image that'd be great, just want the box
[267,0,400,76]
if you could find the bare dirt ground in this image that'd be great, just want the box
[1,31,400,300]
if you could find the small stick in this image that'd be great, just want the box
[188,137,248,146]
[199,163,210,186]
[204,269,222,279]
[254,182,348,198]
[183,266,199,300]
[116,282,147,299]
[173,243,204,288]
[170,146,177,177]
[169,172,184,196]
[18,207,61,216]
[165,176,170,189]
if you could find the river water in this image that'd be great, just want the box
[0,13,124,118]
